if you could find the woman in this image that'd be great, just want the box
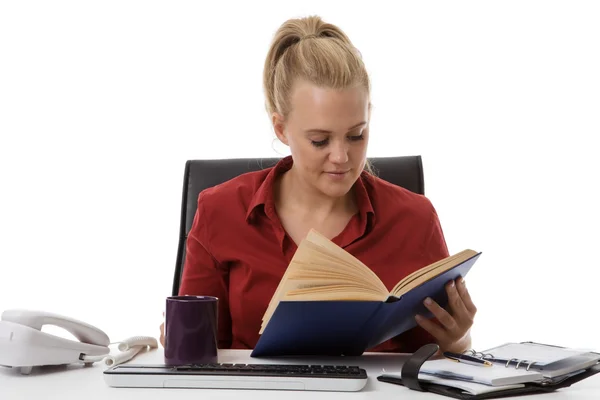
[160,15,476,354]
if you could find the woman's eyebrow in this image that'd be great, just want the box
[304,121,367,134]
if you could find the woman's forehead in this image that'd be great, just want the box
[289,82,369,122]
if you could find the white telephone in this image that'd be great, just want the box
[0,309,157,375]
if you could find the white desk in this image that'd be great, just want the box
[1,349,599,399]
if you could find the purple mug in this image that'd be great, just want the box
[164,295,218,366]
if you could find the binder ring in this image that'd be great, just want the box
[506,358,518,368]
[474,351,494,359]
[526,361,537,371]
[464,349,494,360]
[515,360,524,369]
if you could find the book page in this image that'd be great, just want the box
[281,279,383,295]
[304,230,387,288]
[284,286,385,301]
[287,259,386,292]
[292,230,388,293]
[293,243,377,283]
[391,250,478,296]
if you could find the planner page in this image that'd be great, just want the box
[483,342,591,365]
[419,359,544,386]
[416,374,525,396]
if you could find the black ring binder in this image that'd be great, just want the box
[377,344,600,399]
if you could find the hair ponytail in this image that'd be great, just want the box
[263,15,370,118]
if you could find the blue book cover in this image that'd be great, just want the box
[251,249,481,358]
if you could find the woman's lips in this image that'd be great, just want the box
[325,170,350,180]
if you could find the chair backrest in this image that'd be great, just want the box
[172,156,424,295]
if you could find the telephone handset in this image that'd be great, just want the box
[2,309,111,347]
[0,309,157,375]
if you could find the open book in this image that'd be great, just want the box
[250,229,482,357]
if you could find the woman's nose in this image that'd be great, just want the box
[329,141,349,164]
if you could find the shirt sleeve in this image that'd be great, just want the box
[178,192,233,349]
[371,201,451,353]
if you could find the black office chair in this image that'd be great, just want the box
[171,156,425,296]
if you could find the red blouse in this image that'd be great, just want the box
[179,156,450,352]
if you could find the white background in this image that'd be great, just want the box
[1,1,599,353]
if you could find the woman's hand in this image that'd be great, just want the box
[415,277,476,354]
[159,312,165,347]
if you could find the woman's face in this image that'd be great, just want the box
[273,80,370,199]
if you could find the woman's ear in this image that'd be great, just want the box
[272,112,289,146]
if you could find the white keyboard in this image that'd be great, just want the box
[103,363,368,392]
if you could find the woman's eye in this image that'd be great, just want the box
[311,139,329,147]
[310,133,364,148]
[348,133,364,141]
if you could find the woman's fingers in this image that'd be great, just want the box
[159,323,165,347]
[422,296,457,332]
[457,278,477,316]
[416,279,478,353]
[415,313,445,341]
[447,279,471,325]
[159,312,165,347]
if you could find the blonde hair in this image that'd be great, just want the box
[263,15,374,173]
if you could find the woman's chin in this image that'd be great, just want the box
[317,178,355,198]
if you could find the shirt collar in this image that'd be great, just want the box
[245,156,375,224]
[355,170,376,224]
[245,156,292,223]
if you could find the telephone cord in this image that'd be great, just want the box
[81,335,158,366]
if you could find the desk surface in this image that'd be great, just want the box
[1,349,599,399]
